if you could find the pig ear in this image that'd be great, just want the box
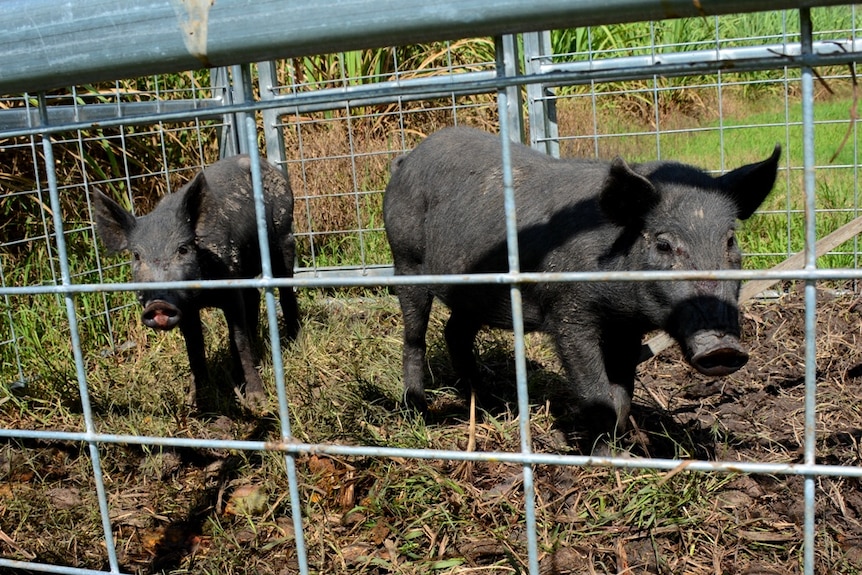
[179,171,207,226]
[717,144,781,220]
[92,189,135,253]
[390,154,408,174]
[599,157,660,226]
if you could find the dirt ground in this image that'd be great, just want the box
[419,283,862,574]
[621,283,862,573]
[4,284,862,574]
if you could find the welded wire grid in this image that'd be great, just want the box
[1,74,231,368]
[261,44,498,277]
[533,8,862,270]
[1,6,862,575]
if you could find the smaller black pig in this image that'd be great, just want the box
[384,127,780,445]
[93,154,299,409]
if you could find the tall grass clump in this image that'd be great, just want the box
[550,7,856,123]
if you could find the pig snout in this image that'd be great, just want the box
[686,331,748,376]
[141,299,182,330]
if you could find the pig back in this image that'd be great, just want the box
[385,127,608,276]
[191,155,292,278]
[385,127,610,328]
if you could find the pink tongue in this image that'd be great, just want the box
[152,310,174,328]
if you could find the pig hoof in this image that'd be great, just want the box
[589,437,635,458]
[236,387,267,412]
[590,440,613,457]
[404,390,429,415]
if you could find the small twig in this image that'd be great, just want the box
[454,389,477,481]
[656,460,693,487]
[830,60,858,164]
[0,528,36,560]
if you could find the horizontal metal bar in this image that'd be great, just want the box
[1,427,860,478]
[0,0,851,95]
[262,70,497,117]
[539,39,862,76]
[7,37,862,139]
[0,97,225,131]
[0,559,129,575]
[295,264,393,279]
[5,267,862,296]
[260,38,862,121]
[0,70,499,138]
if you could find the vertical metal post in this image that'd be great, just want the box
[500,34,525,143]
[258,61,290,166]
[495,35,540,575]
[523,30,559,157]
[38,93,122,574]
[799,8,818,575]
[244,116,310,575]
[211,66,240,157]
[231,64,256,155]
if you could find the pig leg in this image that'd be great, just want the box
[223,293,266,405]
[273,236,301,341]
[243,288,261,339]
[179,307,207,408]
[397,284,434,412]
[443,310,483,399]
[600,330,640,433]
[278,288,300,341]
[552,322,627,442]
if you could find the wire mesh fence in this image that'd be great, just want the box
[2,4,862,574]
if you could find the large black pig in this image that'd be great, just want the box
[93,154,299,409]
[384,127,780,443]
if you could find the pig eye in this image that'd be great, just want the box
[656,238,673,254]
[726,235,737,250]
[132,251,140,262]
[177,245,190,256]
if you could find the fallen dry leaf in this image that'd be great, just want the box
[47,486,81,510]
[224,484,269,517]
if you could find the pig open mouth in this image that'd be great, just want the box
[687,331,749,376]
[142,300,182,330]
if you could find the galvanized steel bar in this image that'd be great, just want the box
[37,95,121,574]
[3,427,862,479]
[244,118,311,575]
[538,39,862,76]
[499,34,525,143]
[257,61,290,167]
[523,30,560,156]
[495,35,540,575]
[232,64,254,155]
[1,0,852,95]
[0,98,225,132]
[799,9,819,575]
[0,559,130,575]
[6,267,862,298]
[4,39,861,142]
[212,66,241,157]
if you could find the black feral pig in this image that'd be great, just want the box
[93,154,299,410]
[384,127,780,446]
